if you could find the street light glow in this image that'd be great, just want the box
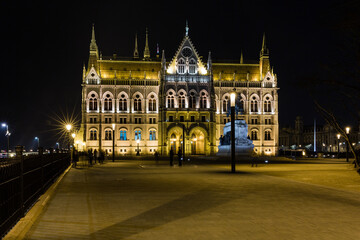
[337,134,341,140]
[346,127,350,134]
[66,124,72,131]
[230,91,236,107]
[136,139,140,144]
[72,133,76,138]
[2,123,7,127]
[112,123,116,130]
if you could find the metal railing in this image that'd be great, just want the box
[0,152,70,238]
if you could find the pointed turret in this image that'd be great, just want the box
[207,51,212,71]
[82,63,86,80]
[88,24,99,71]
[259,32,270,80]
[133,33,139,59]
[143,28,150,60]
[161,50,166,72]
[240,50,244,64]
[90,24,98,52]
[260,32,269,57]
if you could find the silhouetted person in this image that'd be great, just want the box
[178,147,182,166]
[154,151,159,164]
[88,149,93,166]
[170,149,174,166]
[94,149,98,164]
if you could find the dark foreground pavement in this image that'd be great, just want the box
[10,159,360,239]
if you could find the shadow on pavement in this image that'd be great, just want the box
[89,189,233,239]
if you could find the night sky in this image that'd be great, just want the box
[1,0,358,150]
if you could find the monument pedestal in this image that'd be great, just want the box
[217,120,254,157]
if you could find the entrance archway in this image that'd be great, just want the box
[189,128,206,155]
[167,126,184,155]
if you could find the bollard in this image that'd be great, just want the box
[15,145,25,217]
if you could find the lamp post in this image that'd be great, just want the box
[66,124,72,152]
[346,127,350,162]
[337,134,340,158]
[230,90,236,173]
[136,139,140,156]
[35,137,39,150]
[71,133,76,149]
[112,123,115,162]
[2,123,10,158]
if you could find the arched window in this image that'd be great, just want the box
[240,99,245,112]
[104,94,112,111]
[265,130,271,140]
[251,96,258,113]
[135,130,141,140]
[119,94,127,111]
[222,96,229,113]
[105,129,112,140]
[149,130,156,140]
[90,129,97,140]
[120,130,127,140]
[200,92,207,109]
[148,94,156,111]
[179,92,186,108]
[178,58,185,74]
[251,130,258,140]
[264,96,272,113]
[189,58,196,74]
[167,92,175,108]
[189,92,196,108]
[89,94,98,111]
[134,94,142,111]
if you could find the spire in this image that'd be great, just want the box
[161,50,166,71]
[240,50,243,64]
[260,32,269,56]
[83,63,86,80]
[156,43,160,58]
[90,24,98,52]
[134,33,139,58]
[185,20,189,36]
[207,51,212,70]
[143,28,150,59]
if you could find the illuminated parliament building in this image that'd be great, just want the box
[76,24,279,156]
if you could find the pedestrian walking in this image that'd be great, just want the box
[170,148,174,166]
[88,149,93,166]
[154,150,159,164]
[94,149,98,164]
[178,147,182,166]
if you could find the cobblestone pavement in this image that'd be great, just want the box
[23,159,360,240]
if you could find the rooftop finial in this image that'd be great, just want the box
[156,43,160,58]
[143,28,150,59]
[185,20,189,36]
[90,24,98,51]
[240,50,243,64]
[134,33,139,58]
[261,32,269,56]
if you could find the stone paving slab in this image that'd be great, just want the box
[11,160,360,239]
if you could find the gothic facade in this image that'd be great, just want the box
[76,25,279,156]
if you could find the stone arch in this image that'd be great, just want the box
[189,126,208,155]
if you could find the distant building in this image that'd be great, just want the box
[76,24,279,156]
[279,116,360,152]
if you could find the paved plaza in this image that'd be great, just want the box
[8,158,360,239]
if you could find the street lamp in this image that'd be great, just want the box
[112,123,115,162]
[136,139,140,156]
[35,137,39,150]
[71,133,76,150]
[230,89,236,173]
[337,134,341,158]
[65,124,72,151]
[346,127,350,162]
[2,123,10,158]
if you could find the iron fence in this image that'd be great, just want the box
[0,153,70,239]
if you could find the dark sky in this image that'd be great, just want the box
[1,0,357,150]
